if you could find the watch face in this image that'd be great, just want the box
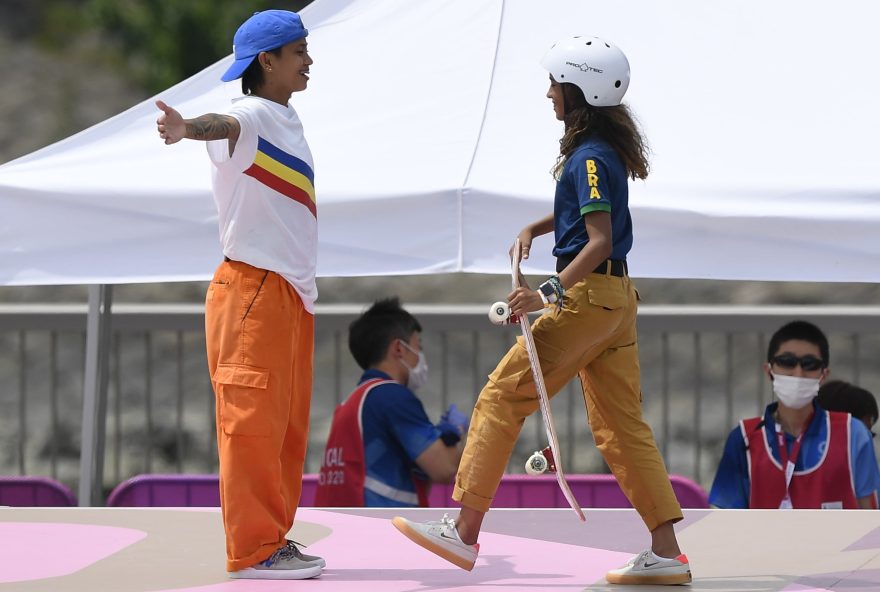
[539,282,557,303]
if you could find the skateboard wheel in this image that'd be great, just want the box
[525,451,548,475]
[488,301,511,325]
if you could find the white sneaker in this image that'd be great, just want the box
[606,550,692,585]
[228,544,323,580]
[392,514,480,571]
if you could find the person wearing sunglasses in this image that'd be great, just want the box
[709,320,880,509]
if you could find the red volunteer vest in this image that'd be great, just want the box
[313,378,430,507]
[743,411,858,509]
[314,378,391,506]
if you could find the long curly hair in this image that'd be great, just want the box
[552,83,650,181]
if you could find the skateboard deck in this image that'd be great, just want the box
[511,238,585,521]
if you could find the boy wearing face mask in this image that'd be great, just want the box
[314,298,466,507]
[709,320,880,509]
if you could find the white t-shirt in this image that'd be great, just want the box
[206,95,317,313]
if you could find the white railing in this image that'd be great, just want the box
[2,302,880,503]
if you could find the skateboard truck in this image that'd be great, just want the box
[488,301,520,326]
[526,446,557,475]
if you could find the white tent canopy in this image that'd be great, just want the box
[2,0,879,286]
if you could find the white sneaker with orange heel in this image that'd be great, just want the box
[606,549,692,585]
[605,549,692,585]
[392,514,479,571]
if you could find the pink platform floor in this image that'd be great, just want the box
[1,506,879,591]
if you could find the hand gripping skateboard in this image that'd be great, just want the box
[489,239,585,521]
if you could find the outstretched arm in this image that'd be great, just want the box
[155,100,241,152]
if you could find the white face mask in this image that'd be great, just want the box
[771,372,820,409]
[400,340,429,391]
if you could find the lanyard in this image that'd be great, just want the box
[774,411,813,509]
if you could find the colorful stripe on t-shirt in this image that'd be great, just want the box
[244,137,316,217]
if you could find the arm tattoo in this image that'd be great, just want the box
[185,114,240,141]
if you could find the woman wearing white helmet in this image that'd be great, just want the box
[393,36,691,586]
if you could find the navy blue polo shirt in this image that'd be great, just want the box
[552,137,633,262]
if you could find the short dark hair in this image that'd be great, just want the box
[241,48,283,95]
[766,320,830,366]
[818,380,878,426]
[348,298,422,370]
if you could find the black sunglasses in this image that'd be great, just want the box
[771,353,825,372]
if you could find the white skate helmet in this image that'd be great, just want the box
[541,36,630,107]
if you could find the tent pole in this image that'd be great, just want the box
[78,284,113,506]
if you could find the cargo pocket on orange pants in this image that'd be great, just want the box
[213,364,272,437]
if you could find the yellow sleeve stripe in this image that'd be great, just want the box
[254,151,316,201]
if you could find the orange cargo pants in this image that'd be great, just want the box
[205,259,314,572]
[453,271,682,531]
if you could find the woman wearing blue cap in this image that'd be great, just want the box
[156,10,323,580]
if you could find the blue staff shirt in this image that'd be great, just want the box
[359,369,441,507]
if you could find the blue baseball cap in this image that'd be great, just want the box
[221,10,308,82]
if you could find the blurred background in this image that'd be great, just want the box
[4,0,880,309]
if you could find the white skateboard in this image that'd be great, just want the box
[490,239,585,521]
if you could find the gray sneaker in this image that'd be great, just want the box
[286,539,326,568]
[228,544,323,580]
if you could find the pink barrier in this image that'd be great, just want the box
[423,474,709,509]
[0,476,77,507]
[107,473,708,509]
[107,474,220,507]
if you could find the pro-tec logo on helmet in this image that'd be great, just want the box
[566,61,603,74]
[542,36,630,107]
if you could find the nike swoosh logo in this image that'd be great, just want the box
[439,532,458,541]
[643,561,660,568]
